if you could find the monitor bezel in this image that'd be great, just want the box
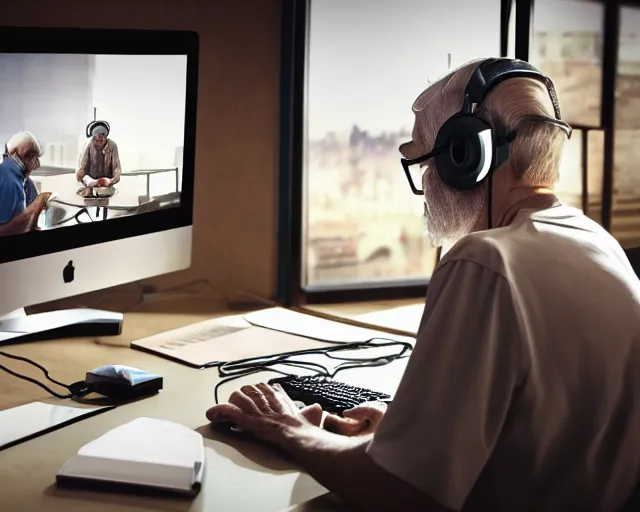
[0,26,198,265]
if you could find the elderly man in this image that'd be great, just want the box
[206,58,640,511]
[0,132,51,235]
[76,120,122,189]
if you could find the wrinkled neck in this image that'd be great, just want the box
[494,187,557,227]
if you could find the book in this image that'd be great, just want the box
[56,417,205,497]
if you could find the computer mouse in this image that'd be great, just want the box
[212,421,245,435]
[85,364,163,399]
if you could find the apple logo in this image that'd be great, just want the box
[63,260,75,283]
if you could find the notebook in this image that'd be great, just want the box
[56,417,205,497]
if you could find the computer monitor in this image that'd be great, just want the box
[0,27,198,343]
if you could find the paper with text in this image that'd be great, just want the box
[131,309,414,368]
[131,313,334,367]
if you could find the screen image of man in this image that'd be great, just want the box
[76,120,122,189]
[0,131,51,235]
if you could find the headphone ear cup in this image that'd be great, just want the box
[434,114,495,190]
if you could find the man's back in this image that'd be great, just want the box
[462,204,640,510]
[367,204,640,512]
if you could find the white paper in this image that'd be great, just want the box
[79,417,203,469]
[244,307,404,343]
[132,309,414,368]
[0,402,109,449]
[354,304,424,335]
[132,314,251,352]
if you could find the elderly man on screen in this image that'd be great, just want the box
[0,131,52,235]
[206,57,640,512]
[76,120,122,189]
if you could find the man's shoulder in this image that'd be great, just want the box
[0,156,21,175]
[439,205,602,276]
[439,232,507,278]
[0,159,23,193]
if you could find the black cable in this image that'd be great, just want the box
[488,172,494,230]
[212,337,413,404]
[0,326,412,404]
[215,338,410,376]
[0,350,89,399]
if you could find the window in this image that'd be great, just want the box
[586,129,605,224]
[554,128,604,219]
[530,0,606,228]
[530,0,604,127]
[612,6,640,248]
[303,0,502,290]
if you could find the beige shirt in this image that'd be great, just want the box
[76,139,122,184]
[367,204,640,512]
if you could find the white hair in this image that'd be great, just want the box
[6,131,42,158]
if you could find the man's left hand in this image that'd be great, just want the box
[206,383,322,447]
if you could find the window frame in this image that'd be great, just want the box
[276,0,622,307]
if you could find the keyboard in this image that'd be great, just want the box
[268,375,391,414]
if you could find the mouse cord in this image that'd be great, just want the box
[212,337,412,404]
[0,350,90,399]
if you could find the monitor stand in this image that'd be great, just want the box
[0,307,123,344]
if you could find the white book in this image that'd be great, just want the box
[56,417,205,497]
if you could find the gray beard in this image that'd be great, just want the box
[422,167,485,247]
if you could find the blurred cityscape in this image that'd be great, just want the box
[305,4,640,286]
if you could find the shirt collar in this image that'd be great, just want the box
[2,154,26,180]
[10,154,26,172]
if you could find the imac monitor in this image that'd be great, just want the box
[0,27,198,342]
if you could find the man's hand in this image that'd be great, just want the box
[38,192,53,209]
[206,383,322,447]
[206,382,386,444]
[323,402,387,436]
[96,177,111,187]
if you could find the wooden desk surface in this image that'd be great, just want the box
[0,295,409,511]
[0,296,330,512]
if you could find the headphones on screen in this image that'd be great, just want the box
[86,120,110,138]
[433,58,572,191]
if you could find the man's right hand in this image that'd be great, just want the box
[38,192,53,209]
[320,402,387,437]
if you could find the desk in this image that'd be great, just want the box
[33,166,180,201]
[34,167,180,227]
[0,296,406,511]
[49,187,142,224]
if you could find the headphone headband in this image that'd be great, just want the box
[86,120,110,138]
[464,58,563,121]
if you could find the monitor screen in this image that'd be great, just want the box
[0,52,187,236]
[0,28,198,316]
